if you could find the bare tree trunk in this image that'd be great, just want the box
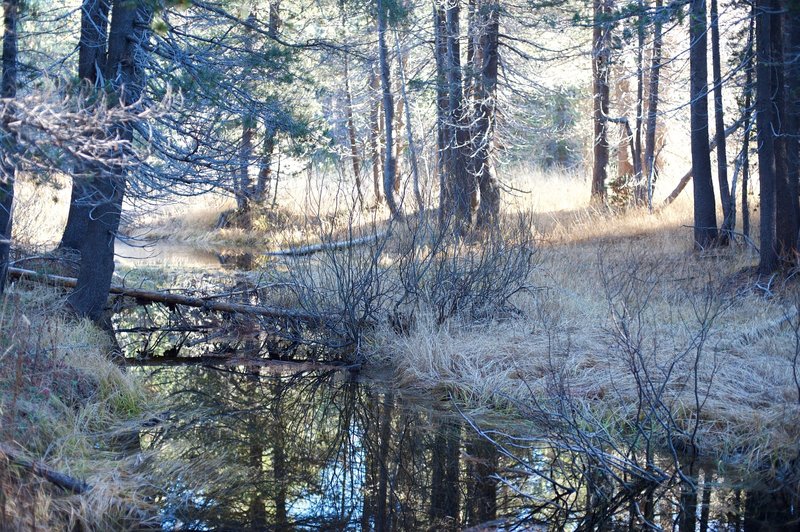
[377,0,401,219]
[643,0,663,212]
[255,127,275,203]
[393,29,423,211]
[392,50,406,195]
[591,0,611,204]
[773,8,798,261]
[756,0,778,273]
[234,12,256,229]
[711,0,733,243]
[783,1,800,251]
[0,0,18,294]
[435,4,450,222]
[59,0,112,252]
[474,0,501,227]
[444,0,475,230]
[68,0,152,323]
[632,0,645,204]
[343,54,364,209]
[369,65,384,205]
[689,0,718,248]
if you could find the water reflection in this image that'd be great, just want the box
[137,366,799,531]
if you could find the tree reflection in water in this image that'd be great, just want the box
[138,365,799,531]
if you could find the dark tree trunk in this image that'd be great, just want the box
[68,0,151,322]
[0,0,19,294]
[393,29,424,211]
[591,0,611,204]
[689,0,718,248]
[756,0,778,273]
[784,1,800,251]
[474,0,501,228]
[773,6,798,260]
[711,0,733,243]
[377,0,401,219]
[444,0,475,231]
[643,0,663,211]
[435,4,450,222]
[255,127,275,203]
[59,0,112,253]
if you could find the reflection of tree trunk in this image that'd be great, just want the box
[698,471,712,532]
[430,420,460,529]
[677,480,697,532]
[271,382,288,530]
[465,436,497,526]
[375,392,393,532]
[247,372,267,528]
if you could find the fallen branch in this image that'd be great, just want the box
[265,230,388,257]
[0,444,89,493]
[660,117,745,208]
[8,267,326,322]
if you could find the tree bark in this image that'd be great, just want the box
[68,0,151,322]
[474,0,501,228]
[369,64,384,205]
[59,0,112,253]
[393,29,423,211]
[756,0,778,273]
[591,0,611,204]
[643,0,663,211]
[377,0,401,219]
[0,0,18,294]
[343,54,365,209]
[711,0,733,242]
[773,6,798,261]
[689,0,718,248]
[435,4,450,222]
[783,0,800,251]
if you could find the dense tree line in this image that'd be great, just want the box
[0,0,797,325]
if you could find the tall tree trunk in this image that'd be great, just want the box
[435,4,450,222]
[689,0,718,248]
[591,0,611,204]
[377,0,401,219]
[393,29,424,211]
[369,65,384,205]
[773,6,798,260]
[784,0,800,251]
[632,0,645,204]
[0,0,18,294]
[474,0,501,227]
[742,9,755,239]
[68,0,151,322]
[343,54,365,209]
[643,0,663,212]
[711,0,733,242]
[756,0,778,273]
[59,0,112,252]
[235,12,256,229]
[444,0,475,230]
[255,127,275,203]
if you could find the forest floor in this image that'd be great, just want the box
[131,169,800,477]
[0,283,161,529]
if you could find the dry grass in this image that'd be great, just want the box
[366,169,797,471]
[0,283,160,530]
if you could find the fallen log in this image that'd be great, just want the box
[265,230,388,257]
[0,444,89,493]
[660,117,744,208]
[7,267,326,322]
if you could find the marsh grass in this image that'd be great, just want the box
[0,283,160,530]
